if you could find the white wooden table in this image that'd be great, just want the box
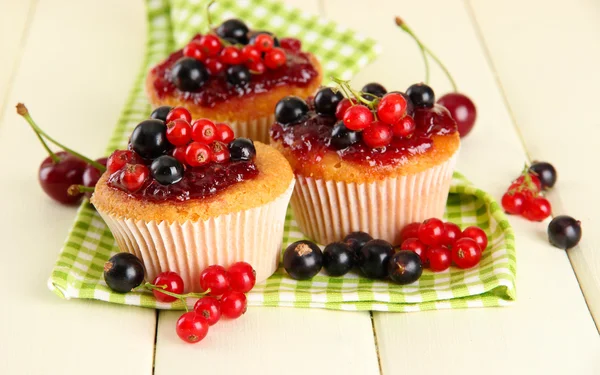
[1,0,599,374]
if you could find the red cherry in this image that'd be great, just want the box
[343,105,373,131]
[335,98,355,120]
[38,152,87,205]
[426,245,451,272]
[437,93,477,137]
[264,48,287,69]
[219,46,243,65]
[247,60,266,74]
[119,164,149,192]
[191,119,217,143]
[452,238,482,269]
[279,37,301,51]
[502,191,527,215]
[82,157,108,198]
[193,296,221,326]
[166,119,192,146]
[461,226,488,251]
[185,142,212,167]
[400,238,428,266]
[198,34,223,57]
[362,122,393,148]
[253,34,275,51]
[522,196,552,222]
[107,150,142,174]
[241,45,262,64]
[166,107,192,123]
[391,116,416,138]
[199,265,230,296]
[183,40,206,61]
[210,141,230,163]
[205,57,225,75]
[176,312,209,344]
[220,291,247,319]
[418,218,445,246]
[216,123,235,143]
[399,222,421,242]
[172,146,188,165]
[376,93,407,125]
[442,222,461,247]
[152,271,185,303]
[228,262,256,293]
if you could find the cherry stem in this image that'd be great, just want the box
[16,103,106,172]
[205,0,216,33]
[394,17,457,92]
[68,185,94,196]
[16,103,60,163]
[331,77,376,107]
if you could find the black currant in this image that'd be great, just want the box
[228,138,256,161]
[548,215,582,250]
[406,83,435,108]
[361,82,387,99]
[357,239,394,279]
[323,242,354,276]
[150,106,173,122]
[226,65,251,86]
[103,253,145,293]
[249,31,280,47]
[330,121,360,150]
[216,19,250,44]
[529,161,557,189]
[283,240,323,280]
[150,155,184,185]
[388,250,423,285]
[275,96,309,126]
[171,57,209,92]
[130,119,171,159]
[343,231,373,262]
[314,87,344,116]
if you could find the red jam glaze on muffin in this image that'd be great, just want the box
[270,104,457,167]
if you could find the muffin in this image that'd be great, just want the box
[91,108,294,292]
[146,18,323,144]
[270,83,460,245]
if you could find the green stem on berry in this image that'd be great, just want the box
[16,103,61,163]
[143,282,210,300]
[394,16,457,92]
[16,103,107,172]
[205,0,216,33]
[331,77,376,107]
[68,185,94,196]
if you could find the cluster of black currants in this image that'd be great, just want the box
[283,232,423,285]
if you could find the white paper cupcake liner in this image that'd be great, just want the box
[291,152,458,245]
[97,181,294,292]
[227,114,275,144]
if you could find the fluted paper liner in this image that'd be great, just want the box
[291,152,458,245]
[226,114,275,144]
[96,181,294,292]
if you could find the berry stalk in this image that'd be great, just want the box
[68,184,95,196]
[16,103,60,163]
[204,0,216,34]
[331,77,376,108]
[16,103,107,172]
[142,282,211,310]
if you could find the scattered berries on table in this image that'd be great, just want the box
[220,291,248,319]
[283,240,323,280]
[547,215,582,250]
[529,161,557,190]
[176,311,209,344]
[501,164,555,222]
[228,262,256,293]
[103,253,145,293]
[451,238,482,269]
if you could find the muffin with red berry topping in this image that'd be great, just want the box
[91,106,294,291]
[270,82,460,245]
[146,18,322,144]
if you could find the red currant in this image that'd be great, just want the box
[335,98,355,120]
[220,290,247,319]
[253,34,275,51]
[198,34,223,57]
[185,142,212,167]
[199,265,230,296]
[119,164,149,192]
[166,107,192,123]
[241,45,262,64]
[442,222,462,247]
[183,40,206,61]
[193,296,221,326]
[376,93,407,125]
[522,196,552,222]
[228,262,256,293]
[437,93,477,138]
[426,245,451,272]
[399,222,421,242]
[191,119,217,143]
[215,123,235,143]
[176,312,209,344]
[172,146,188,165]
[502,191,527,215]
[210,141,230,163]
[343,105,373,131]
[247,60,266,74]
[166,119,192,146]
[418,218,445,246]
[107,150,142,174]
[451,238,482,269]
[391,116,416,138]
[279,37,301,51]
[264,48,287,69]
[461,226,488,251]
[152,271,184,303]
[362,122,393,148]
[219,46,243,65]
[205,57,225,75]
[510,174,542,194]
[400,238,428,266]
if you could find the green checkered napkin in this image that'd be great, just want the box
[48,0,516,312]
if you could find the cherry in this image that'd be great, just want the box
[399,222,421,243]
[451,238,482,269]
[279,37,301,51]
[461,226,488,251]
[391,116,416,138]
[82,157,108,197]
[227,262,256,293]
[176,312,209,344]
[264,48,287,69]
[501,191,527,215]
[170,57,209,91]
[426,245,451,272]
[107,150,142,174]
[442,222,461,247]
[39,152,87,204]
[335,98,355,120]
[437,93,477,137]
[183,40,206,61]
[152,271,184,303]
[253,33,275,51]
[166,119,192,146]
[229,138,256,161]
[198,34,223,57]
[529,161,557,190]
[362,122,393,148]
[548,215,582,250]
[220,291,247,319]
[522,196,552,222]
[191,119,217,143]
[418,218,445,246]
[216,123,234,143]
[343,104,373,131]
[119,164,149,192]
[193,296,221,326]
[376,93,407,125]
[219,46,243,65]
[185,142,212,167]
[166,107,192,123]
[200,265,230,296]
[400,238,428,266]
[205,57,225,75]
[241,45,261,64]
[210,141,230,163]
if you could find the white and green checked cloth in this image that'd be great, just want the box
[48,0,516,312]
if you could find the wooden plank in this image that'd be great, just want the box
[322,0,600,373]
[0,1,156,374]
[468,0,600,328]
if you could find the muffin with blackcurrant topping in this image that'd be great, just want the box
[270,82,460,245]
[146,18,322,144]
[91,106,294,291]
